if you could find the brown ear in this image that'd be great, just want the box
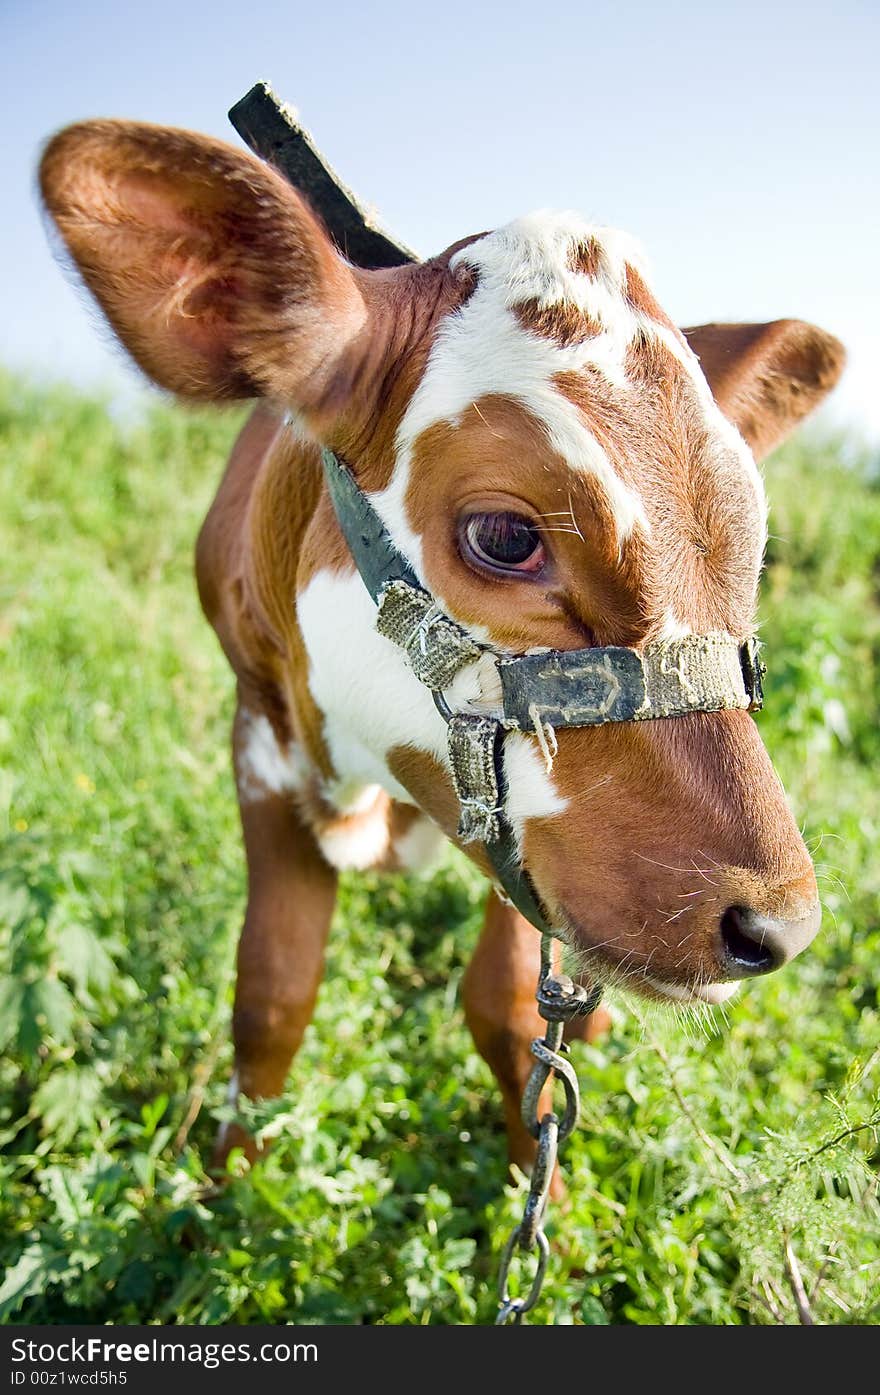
[681,320,846,459]
[40,120,368,408]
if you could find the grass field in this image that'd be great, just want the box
[1,369,878,1325]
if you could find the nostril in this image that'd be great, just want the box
[719,905,778,976]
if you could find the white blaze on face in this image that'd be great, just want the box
[372,213,655,576]
[370,211,767,591]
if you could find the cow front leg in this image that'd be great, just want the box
[212,716,337,1170]
[462,890,609,1191]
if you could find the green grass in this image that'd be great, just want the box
[0,369,878,1325]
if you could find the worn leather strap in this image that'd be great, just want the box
[500,633,762,729]
[322,448,419,600]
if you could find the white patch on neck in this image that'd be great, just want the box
[236,709,310,804]
[324,780,385,816]
[297,568,571,866]
[296,568,450,803]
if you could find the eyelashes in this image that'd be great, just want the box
[460,511,546,576]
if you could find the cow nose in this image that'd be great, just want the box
[718,902,822,978]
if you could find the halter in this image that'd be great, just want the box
[321,448,765,937]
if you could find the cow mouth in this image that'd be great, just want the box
[558,914,741,1007]
[641,975,741,1006]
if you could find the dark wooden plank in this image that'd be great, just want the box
[229,82,419,270]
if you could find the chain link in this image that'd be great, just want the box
[495,933,602,1325]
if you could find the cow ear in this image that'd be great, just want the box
[681,320,846,459]
[40,120,368,412]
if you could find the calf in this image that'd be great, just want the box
[40,120,844,1178]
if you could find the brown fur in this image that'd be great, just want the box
[683,320,847,457]
[569,238,603,279]
[514,299,603,347]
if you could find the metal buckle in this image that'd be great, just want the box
[740,637,766,711]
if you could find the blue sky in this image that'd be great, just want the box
[4,0,878,437]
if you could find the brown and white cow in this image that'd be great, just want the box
[40,121,845,1178]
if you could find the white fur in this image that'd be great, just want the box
[657,610,693,641]
[236,709,310,804]
[297,569,569,863]
[371,213,764,603]
[503,732,569,853]
[394,816,446,871]
[456,213,650,349]
[296,568,449,802]
[643,974,740,1006]
[370,463,427,582]
[324,780,385,817]
[444,650,505,714]
[654,323,768,541]
[316,800,392,871]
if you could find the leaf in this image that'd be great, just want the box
[580,1294,610,1325]
[139,1093,169,1138]
[0,1245,71,1320]
[33,1067,102,1145]
[17,977,75,1053]
[115,1259,156,1307]
[0,881,31,933]
[39,1165,89,1226]
[53,919,116,997]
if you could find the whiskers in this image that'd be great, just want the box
[634,851,723,888]
[562,925,724,1041]
[559,889,737,1050]
[814,864,851,902]
[532,496,586,543]
[802,829,851,933]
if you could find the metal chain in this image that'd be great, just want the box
[495,933,602,1325]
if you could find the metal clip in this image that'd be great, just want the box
[494,932,602,1324]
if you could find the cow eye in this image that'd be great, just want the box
[461,512,545,575]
